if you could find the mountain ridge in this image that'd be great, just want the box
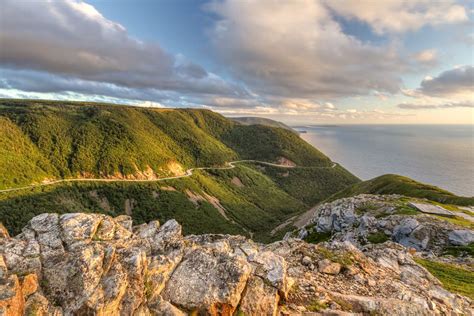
[230,116,297,133]
[0,99,332,189]
[0,99,359,242]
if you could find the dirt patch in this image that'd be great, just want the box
[184,190,232,222]
[166,161,185,176]
[277,157,296,167]
[202,192,230,220]
[124,198,136,215]
[279,171,290,177]
[88,190,111,212]
[185,189,206,206]
[135,165,158,180]
[160,186,176,191]
[230,177,244,187]
[294,204,320,228]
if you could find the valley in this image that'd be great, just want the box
[0,99,473,315]
[0,99,358,242]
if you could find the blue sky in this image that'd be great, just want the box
[0,0,473,124]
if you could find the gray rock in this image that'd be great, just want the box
[162,247,251,313]
[1,211,472,316]
[59,213,101,245]
[448,229,474,246]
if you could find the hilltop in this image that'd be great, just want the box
[329,174,474,206]
[230,116,297,133]
[0,99,358,241]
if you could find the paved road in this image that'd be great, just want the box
[0,160,337,193]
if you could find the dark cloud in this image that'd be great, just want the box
[0,0,241,97]
[0,69,171,102]
[419,66,473,97]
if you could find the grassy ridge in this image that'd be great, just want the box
[223,124,332,166]
[414,258,474,299]
[329,174,473,206]
[230,116,297,133]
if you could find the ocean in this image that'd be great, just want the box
[296,125,474,197]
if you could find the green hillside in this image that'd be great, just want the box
[0,164,334,242]
[0,99,333,187]
[0,117,56,188]
[329,174,474,206]
[0,99,360,241]
[230,116,297,133]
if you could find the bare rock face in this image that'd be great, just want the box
[449,230,474,246]
[295,194,473,255]
[162,247,251,314]
[0,212,473,315]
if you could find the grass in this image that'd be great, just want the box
[305,231,332,244]
[394,204,419,216]
[431,214,474,229]
[414,258,474,299]
[0,99,349,189]
[329,174,473,206]
[251,164,359,206]
[355,202,378,215]
[366,232,389,244]
[307,300,328,312]
[442,243,474,257]
[317,246,354,266]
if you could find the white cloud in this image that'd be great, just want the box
[414,49,438,65]
[324,0,468,34]
[207,0,408,99]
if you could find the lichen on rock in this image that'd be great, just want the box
[0,211,472,315]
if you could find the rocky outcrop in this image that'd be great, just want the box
[1,212,472,315]
[295,194,473,255]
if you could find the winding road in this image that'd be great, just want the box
[0,160,337,194]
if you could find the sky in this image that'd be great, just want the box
[0,0,473,124]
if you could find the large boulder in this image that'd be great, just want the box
[162,247,252,314]
[448,230,474,246]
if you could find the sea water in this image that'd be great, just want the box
[296,125,474,196]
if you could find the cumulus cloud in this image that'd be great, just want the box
[398,66,473,110]
[207,0,407,99]
[0,0,241,97]
[324,0,468,34]
[397,101,474,109]
[419,65,473,97]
